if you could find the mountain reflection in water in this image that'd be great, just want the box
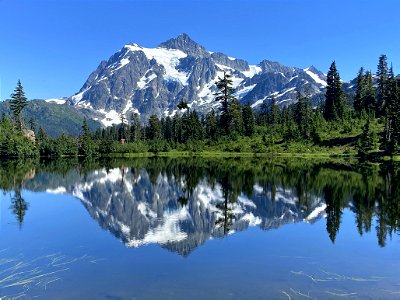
[2,157,400,256]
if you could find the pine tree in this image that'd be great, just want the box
[164,116,173,142]
[376,54,388,116]
[259,100,268,126]
[383,65,399,154]
[205,109,218,141]
[357,117,377,157]
[214,71,236,135]
[118,114,128,141]
[147,114,162,140]
[269,96,279,126]
[229,99,243,136]
[353,67,365,114]
[37,127,47,142]
[177,99,189,110]
[324,61,345,121]
[28,117,36,133]
[295,90,313,140]
[10,80,28,130]
[129,113,141,142]
[363,71,376,114]
[242,103,255,137]
[79,118,96,156]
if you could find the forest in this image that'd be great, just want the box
[1,55,400,160]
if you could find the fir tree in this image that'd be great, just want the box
[363,71,376,114]
[383,65,399,154]
[357,117,377,157]
[242,103,255,137]
[118,114,128,141]
[177,99,189,110]
[324,61,345,121]
[147,114,162,140]
[28,117,36,133]
[376,54,388,116]
[295,90,313,140]
[229,99,243,136]
[205,109,218,141]
[79,118,96,156]
[353,67,365,114]
[268,96,279,126]
[10,80,28,130]
[129,113,141,142]
[214,71,236,135]
[164,116,173,142]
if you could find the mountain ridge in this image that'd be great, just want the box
[60,33,330,126]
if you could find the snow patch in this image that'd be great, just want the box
[305,203,327,222]
[98,109,122,127]
[45,187,67,194]
[45,98,66,105]
[242,65,262,78]
[304,67,327,87]
[137,72,157,89]
[125,44,189,85]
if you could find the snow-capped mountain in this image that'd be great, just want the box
[66,33,328,126]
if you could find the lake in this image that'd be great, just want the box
[1,157,400,299]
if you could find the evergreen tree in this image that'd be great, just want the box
[295,90,313,140]
[363,71,376,114]
[118,114,128,141]
[357,117,377,157]
[177,99,189,110]
[242,103,255,137]
[79,118,96,156]
[376,54,388,116]
[214,71,236,135]
[205,109,218,141]
[353,67,365,114]
[164,116,173,142]
[324,61,345,121]
[268,96,279,126]
[147,114,162,140]
[259,100,268,126]
[383,65,399,154]
[10,80,28,130]
[129,113,141,142]
[37,127,47,142]
[229,99,243,135]
[28,117,36,133]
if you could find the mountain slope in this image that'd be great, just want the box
[0,100,101,137]
[66,33,328,126]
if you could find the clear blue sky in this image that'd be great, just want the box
[1,0,399,100]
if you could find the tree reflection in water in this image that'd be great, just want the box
[1,157,400,247]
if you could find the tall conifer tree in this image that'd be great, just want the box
[324,61,344,121]
[10,80,28,130]
[376,55,388,116]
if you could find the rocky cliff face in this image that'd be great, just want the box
[66,33,328,126]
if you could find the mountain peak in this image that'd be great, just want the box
[159,33,208,57]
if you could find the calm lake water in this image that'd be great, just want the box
[1,157,400,299]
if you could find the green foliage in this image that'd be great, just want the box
[10,80,28,130]
[324,61,345,121]
[0,117,37,158]
[376,54,388,116]
[214,71,237,135]
[242,103,255,136]
[357,118,377,157]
